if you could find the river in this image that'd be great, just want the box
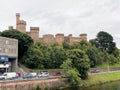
[58,81,120,90]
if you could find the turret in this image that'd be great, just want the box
[16,13,20,25]
[30,27,39,41]
[16,13,26,33]
[55,33,64,45]
[80,33,87,40]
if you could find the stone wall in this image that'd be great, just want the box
[0,78,68,90]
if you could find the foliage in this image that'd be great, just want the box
[108,55,117,65]
[67,49,90,79]
[61,59,81,86]
[60,59,72,70]
[95,31,116,54]
[63,42,71,50]
[24,45,44,69]
[0,30,33,60]
[86,46,98,67]
[68,68,81,86]
[43,46,67,69]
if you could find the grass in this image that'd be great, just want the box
[96,63,120,68]
[81,71,120,87]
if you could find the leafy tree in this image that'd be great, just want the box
[71,40,90,51]
[95,31,116,54]
[67,49,90,79]
[108,55,117,65]
[63,42,71,50]
[24,46,44,69]
[60,59,72,70]
[89,39,96,46]
[86,46,98,67]
[50,46,67,68]
[68,68,81,86]
[0,30,33,60]
[61,59,81,86]
[43,47,53,68]
[43,46,67,69]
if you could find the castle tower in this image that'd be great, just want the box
[55,34,64,46]
[16,13,26,33]
[30,27,39,41]
[80,34,87,41]
[16,13,20,25]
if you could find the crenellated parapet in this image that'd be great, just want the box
[29,27,39,41]
[55,34,64,46]
[42,34,55,45]
[80,33,87,40]
[9,13,88,45]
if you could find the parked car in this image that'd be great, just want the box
[22,73,34,79]
[29,72,37,77]
[38,71,49,78]
[53,71,61,76]
[91,70,100,73]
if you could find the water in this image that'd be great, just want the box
[60,81,120,90]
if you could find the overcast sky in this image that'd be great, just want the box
[0,0,120,48]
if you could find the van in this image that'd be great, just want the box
[0,72,18,80]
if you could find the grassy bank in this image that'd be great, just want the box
[81,71,120,87]
[96,63,120,68]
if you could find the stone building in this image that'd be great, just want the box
[9,13,87,45]
[0,37,18,73]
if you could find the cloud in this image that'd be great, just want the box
[0,0,120,48]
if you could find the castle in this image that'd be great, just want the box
[8,13,87,45]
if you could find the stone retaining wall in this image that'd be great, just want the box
[0,78,68,90]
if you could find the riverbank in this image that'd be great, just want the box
[80,71,120,87]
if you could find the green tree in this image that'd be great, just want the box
[68,68,81,86]
[95,31,116,54]
[61,59,81,86]
[0,30,33,60]
[24,46,44,69]
[63,42,71,50]
[67,49,90,79]
[50,46,67,68]
[43,46,67,69]
[86,46,98,67]
[108,54,117,65]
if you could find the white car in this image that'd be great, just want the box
[38,71,49,78]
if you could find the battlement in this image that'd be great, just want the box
[14,13,87,44]
[80,33,87,40]
[55,33,64,37]
[17,20,26,25]
[16,13,20,17]
[30,27,39,32]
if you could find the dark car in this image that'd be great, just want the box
[22,73,34,79]
[91,70,100,73]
